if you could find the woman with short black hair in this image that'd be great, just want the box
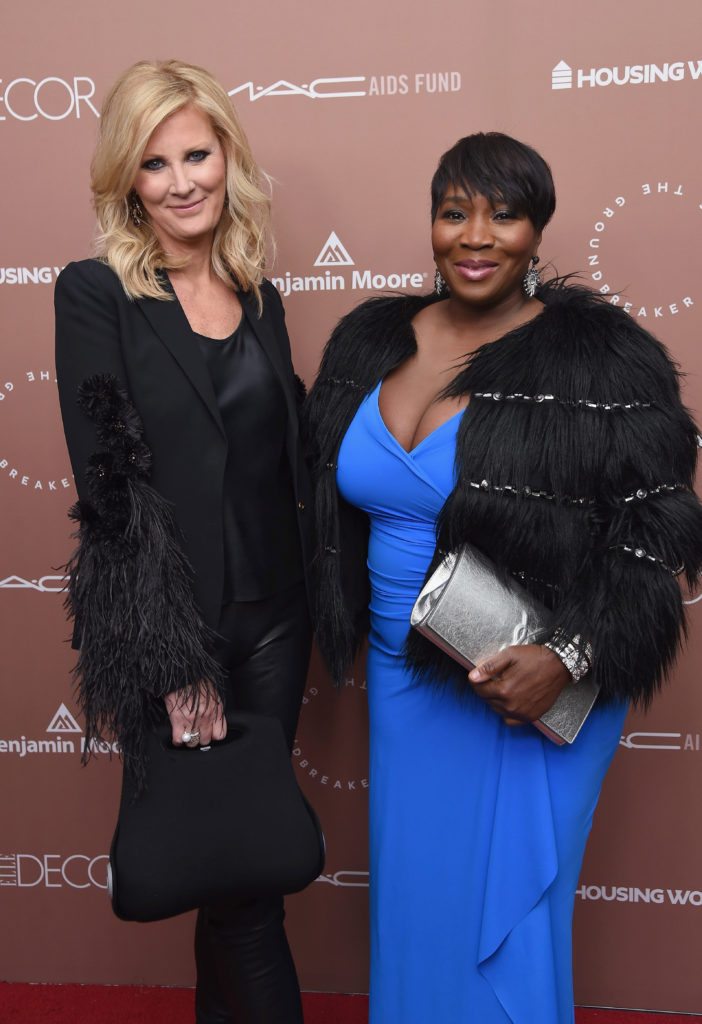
[305,132,702,1023]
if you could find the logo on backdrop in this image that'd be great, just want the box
[577,884,702,907]
[619,731,701,751]
[293,674,369,792]
[0,574,67,592]
[0,855,346,891]
[551,62,573,90]
[0,854,108,889]
[0,370,73,495]
[551,58,702,91]
[228,71,462,102]
[314,232,354,267]
[0,702,119,758]
[0,266,64,285]
[47,703,82,734]
[272,232,427,298]
[0,71,463,120]
[0,78,98,121]
[582,179,699,321]
[316,871,369,888]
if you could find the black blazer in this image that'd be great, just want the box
[55,259,313,639]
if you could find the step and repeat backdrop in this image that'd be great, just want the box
[1,0,701,1012]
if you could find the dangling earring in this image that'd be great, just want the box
[434,268,447,296]
[129,191,143,227]
[523,255,541,298]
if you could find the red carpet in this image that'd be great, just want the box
[0,984,698,1023]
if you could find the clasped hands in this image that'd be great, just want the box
[164,682,227,747]
[468,644,570,727]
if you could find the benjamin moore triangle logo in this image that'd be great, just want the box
[47,703,81,734]
[552,61,573,90]
[314,231,354,267]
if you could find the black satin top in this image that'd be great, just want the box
[193,318,303,602]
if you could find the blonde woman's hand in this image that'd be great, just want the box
[164,682,227,746]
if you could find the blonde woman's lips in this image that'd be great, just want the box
[170,198,205,213]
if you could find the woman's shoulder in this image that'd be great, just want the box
[260,276,282,303]
[56,258,122,300]
[329,291,436,344]
[537,278,678,376]
[540,279,664,340]
[310,292,434,388]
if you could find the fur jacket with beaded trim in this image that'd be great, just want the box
[303,280,702,705]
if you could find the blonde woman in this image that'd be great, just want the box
[55,60,313,1023]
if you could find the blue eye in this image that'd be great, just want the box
[141,158,164,172]
[188,150,209,163]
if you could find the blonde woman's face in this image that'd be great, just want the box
[133,104,227,253]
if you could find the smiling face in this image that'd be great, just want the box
[132,104,227,254]
[432,188,541,311]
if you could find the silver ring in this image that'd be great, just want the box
[181,730,200,744]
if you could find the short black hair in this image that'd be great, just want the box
[430,132,556,231]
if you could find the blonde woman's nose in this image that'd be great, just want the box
[169,164,195,196]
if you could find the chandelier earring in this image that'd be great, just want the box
[434,268,447,296]
[523,255,541,298]
[129,191,144,227]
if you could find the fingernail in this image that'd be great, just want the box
[469,669,481,681]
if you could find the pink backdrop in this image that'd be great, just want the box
[1,0,701,1011]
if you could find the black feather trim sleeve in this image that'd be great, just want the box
[63,374,224,784]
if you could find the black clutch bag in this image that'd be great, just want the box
[108,712,325,922]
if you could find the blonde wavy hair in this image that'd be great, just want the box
[91,59,272,306]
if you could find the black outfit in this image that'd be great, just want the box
[195,585,310,1024]
[55,259,313,640]
[192,320,309,1024]
[193,321,303,602]
[304,282,702,702]
[55,259,313,1024]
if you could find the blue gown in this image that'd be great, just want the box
[336,382,627,1024]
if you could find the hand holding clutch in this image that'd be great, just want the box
[409,544,601,744]
[467,643,571,726]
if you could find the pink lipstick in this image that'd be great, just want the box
[454,259,499,282]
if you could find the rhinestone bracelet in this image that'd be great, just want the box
[543,634,592,683]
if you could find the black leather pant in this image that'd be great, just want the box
[195,582,312,1024]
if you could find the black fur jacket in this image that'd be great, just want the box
[303,281,702,705]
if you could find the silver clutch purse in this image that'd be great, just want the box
[410,545,600,744]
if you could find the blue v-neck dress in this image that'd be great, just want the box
[336,383,627,1024]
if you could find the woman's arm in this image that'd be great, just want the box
[469,310,702,719]
[55,261,225,776]
[55,261,131,499]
